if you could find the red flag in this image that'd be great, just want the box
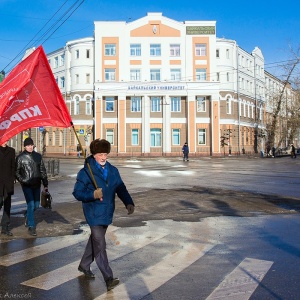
[0,46,72,144]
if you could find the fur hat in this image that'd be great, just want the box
[90,139,111,154]
[24,137,34,147]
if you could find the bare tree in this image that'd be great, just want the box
[267,48,300,148]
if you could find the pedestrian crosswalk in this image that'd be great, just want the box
[21,230,168,290]
[0,220,274,300]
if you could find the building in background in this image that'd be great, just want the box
[9,13,296,157]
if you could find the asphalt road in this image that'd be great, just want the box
[0,155,300,300]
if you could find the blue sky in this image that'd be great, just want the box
[1,0,299,77]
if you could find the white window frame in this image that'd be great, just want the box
[195,44,206,56]
[196,69,207,81]
[74,96,80,115]
[105,97,114,112]
[150,44,161,56]
[131,96,141,112]
[106,129,114,145]
[197,96,206,112]
[151,97,161,112]
[226,97,232,114]
[172,129,180,145]
[54,57,58,68]
[131,129,139,145]
[150,69,160,81]
[130,69,141,81]
[86,97,91,115]
[59,54,65,66]
[105,44,116,56]
[170,44,180,56]
[171,97,181,112]
[150,129,161,147]
[198,129,206,145]
[86,73,90,84]
[60,76,65,88]
[105,68,116,81]
[170,69,181,81]
[130,44,141,56]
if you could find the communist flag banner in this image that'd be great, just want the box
[0,45,72,144]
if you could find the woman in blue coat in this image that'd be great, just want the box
[73,139,134,292]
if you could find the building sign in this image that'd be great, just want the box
[128,85,186,91]
[186,26,215,35]
[77,129,85,135]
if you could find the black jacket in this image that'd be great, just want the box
[0,146,15,195]
[15,150,48,188]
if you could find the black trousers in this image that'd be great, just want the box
[0,194,12,227]
[79,225,113,281]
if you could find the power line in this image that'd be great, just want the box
[2,0,70,72]
[2,0,85,73]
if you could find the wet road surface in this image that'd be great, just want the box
[1,156,300,299]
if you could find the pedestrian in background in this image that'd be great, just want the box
[15,138,48,236]
[77,144,81,158]
[291,144,297,158]
[73,139,135,292]
[182,142,189,161]
[272,146,276,158]
[0,140,15,236]
[266,144,271,157]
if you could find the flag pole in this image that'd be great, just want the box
[71,123,98,189]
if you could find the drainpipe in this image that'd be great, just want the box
[236,43,240,154]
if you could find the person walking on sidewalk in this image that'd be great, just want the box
[182,142,189,161]
[77,144,81,158]
[73,139,135,292]
[15,138,48,236]
[0,141,15,236]
[291,144,297,158]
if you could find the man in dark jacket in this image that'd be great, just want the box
[182,142,189,161]
[291,144,297,158]
[73,139,135,292]
[0,140,15,236]
[15,138,48,236]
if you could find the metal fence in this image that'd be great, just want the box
[44,159,60,176]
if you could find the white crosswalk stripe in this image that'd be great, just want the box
[0,225,128,266]
[0,233,87,267]
[0,220,276,299]
[21,231,168,290]
[206,258,273,300]
[94,242,216,300]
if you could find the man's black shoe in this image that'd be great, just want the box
[106,277,120,291]
[28,227,37,236]
[78,265,95,278]
[1,226,13,236]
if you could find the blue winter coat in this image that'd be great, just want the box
[72,156,134,226]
